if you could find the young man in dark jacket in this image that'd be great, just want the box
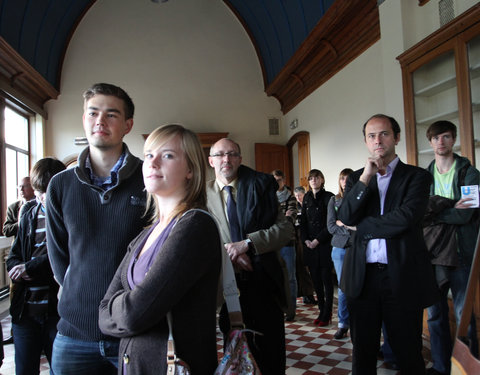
[7,157,66,375]
[425,120,479,375]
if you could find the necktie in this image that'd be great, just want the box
[223,185,242,242]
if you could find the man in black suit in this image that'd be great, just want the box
[338,114,439,374]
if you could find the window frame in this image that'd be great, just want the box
[0,94,34,232]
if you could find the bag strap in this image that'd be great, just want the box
[457,229,480,338]
[166,312,177,371]
[221,245,244,328]
[188,209,244,328]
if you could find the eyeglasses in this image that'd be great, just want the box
[210,151,241,158]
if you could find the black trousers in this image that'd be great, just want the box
[219,271,286,375]
[304,247,334,320]
[348,263,426,375]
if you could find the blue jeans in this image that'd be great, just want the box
[331,247,349,328]
[280,246,297,315]
[427,264,479,374]
[12,315,58,375]
[51,333,119,375]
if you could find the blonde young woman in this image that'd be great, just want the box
[99,124,221,375]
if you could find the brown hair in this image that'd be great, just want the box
[307,169,325,190]
[30,158,66,193]
[336,168,354,199]
[83,83,135,120]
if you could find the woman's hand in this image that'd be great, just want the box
[305,239,319,249]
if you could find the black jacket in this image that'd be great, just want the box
[338,161,439,309]
[6,201,59,323]
[300,189,334,263]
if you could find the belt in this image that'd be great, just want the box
[367,262,388,270]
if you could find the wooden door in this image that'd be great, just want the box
[287,131,310,190]
[255,143,290,186]
[255,131,310,190]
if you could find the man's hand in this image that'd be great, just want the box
[8,264,31,282]
[224,242,253,271]
[455,197,476,209]
[360,156,385,185]
[234,254,253,271]
[224,241,249,262]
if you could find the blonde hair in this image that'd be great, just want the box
[144,124,207,222]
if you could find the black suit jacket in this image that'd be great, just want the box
[338,160,439,309]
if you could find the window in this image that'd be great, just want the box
[1,97,32,230]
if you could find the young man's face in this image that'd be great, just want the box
[83,94,133,151]
[273,175,285,191]
[364,117,399,163]
[34,190,46,207]
[429,131,455,157]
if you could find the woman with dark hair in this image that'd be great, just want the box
[99,124,221,375]
[327,168,354,339]
[300,169,334,326]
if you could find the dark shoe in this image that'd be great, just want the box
[3,336,13,345]
[377,349,384,360]
[313,314,322,325]
[384,361,400,371]
[285,314,295,322]
[303,296,316,305]
[426,368,447,375]
[334,327,349,339]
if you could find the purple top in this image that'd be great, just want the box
[127,218,176,289]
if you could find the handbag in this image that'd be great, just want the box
[214,248,262,375]
[166,312,192,375]
[451,230,480,374]
[215,329,261,375]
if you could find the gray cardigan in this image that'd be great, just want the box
[99,210,221,375]
[326,195,351,249]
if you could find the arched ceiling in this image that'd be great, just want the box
[0,0,379,113]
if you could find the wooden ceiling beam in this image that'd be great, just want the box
[266,0,380,114]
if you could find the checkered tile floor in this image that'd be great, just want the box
[0,296,432,374]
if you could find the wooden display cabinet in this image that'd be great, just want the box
[397,5,480,167]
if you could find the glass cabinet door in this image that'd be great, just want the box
[468,34,480,167]
[412,50,459,168]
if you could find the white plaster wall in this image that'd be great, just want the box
[45,0,283,168]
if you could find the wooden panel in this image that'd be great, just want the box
[265,0,380,114]
[254,143,289,185]
[296,134,310,189]
[287,131,310,190]
[0,37,58,113]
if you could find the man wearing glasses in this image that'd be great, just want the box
[206,138,293,375]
